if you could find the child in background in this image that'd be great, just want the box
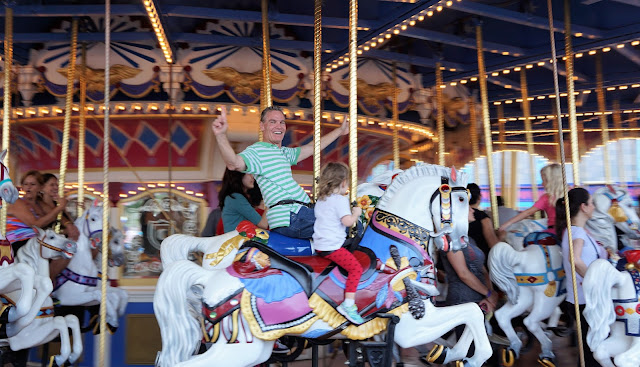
[313,162,364,324]
[499,163,564,232]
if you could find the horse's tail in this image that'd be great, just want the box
[488,242,524,304]
[583,259,622,350]
[160,233,228,267]
[154,260,212,366]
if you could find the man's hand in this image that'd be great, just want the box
[211,107,228,136]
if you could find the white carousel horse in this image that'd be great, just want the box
[0,149,54,336]
[488,233,566,366]
[51,201,127,329]
[94,227,126,269]
[1,228,82,367]
[155,165,492,367]
[586,185,640,254]
[583,258,640,367]
[504,218,548,251]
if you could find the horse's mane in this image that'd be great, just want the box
[17,234,43,270]
[378,164,467,208]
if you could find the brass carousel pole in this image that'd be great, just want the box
[1,6,13,231]
[469,100,480,184]
[57,18,78,232]
[564,0,581,186]
[521,70,539,217]
[392,63,400,169]
[260,0,272,142]
[348,0,358,201]
[497,105,507,206]
[99,0,111,363]
[548,1,585,366]
[613,100,625,186]
[551,100,561,162]
[595,54,611,184]
[476,21,498,227]
[313,0,322,198]
[77,42,87,215]
[435,62,445,166]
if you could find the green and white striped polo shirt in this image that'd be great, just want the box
[239,142,310,229]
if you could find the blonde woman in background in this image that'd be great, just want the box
[499,163,564,232]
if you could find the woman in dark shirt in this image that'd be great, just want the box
[467,183,499,261]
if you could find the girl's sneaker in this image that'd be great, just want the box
[337,302,364,324]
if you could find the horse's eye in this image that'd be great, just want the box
[458,196,465,202]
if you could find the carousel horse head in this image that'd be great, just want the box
[375,164,469,253]
[0,149,19,204]
[76,198,104,250]
[588,185,640,251]
[106,227,125,267]
[17,227,77,266]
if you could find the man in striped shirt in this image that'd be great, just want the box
[212,106,348,239]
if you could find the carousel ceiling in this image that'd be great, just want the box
[0,0,638,165]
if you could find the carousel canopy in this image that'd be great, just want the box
[0,0,638,167]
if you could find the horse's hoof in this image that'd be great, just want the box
[426,344,448,365]
[108,324,118,334]
[0,304,12,323]
[537,356,556,367]
[501,348,515,367]
[549,326,571,337]
[454,360,469,367]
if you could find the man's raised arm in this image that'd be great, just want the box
[211,107,247,171]
[298,117,349,162]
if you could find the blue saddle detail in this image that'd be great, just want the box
[240,272,304,303]
[266,231,313,256]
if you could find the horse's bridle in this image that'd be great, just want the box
[429,176,469,234]
[83,211,103,248]
[37,231,72,258]
[0,163,10,187]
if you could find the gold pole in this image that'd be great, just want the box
[520,70,539,218]
[476,23,498,228]
[78,43,87,215]
[1,6,13,232]
[613,100,625,186]
[595,54,611,184]
[551,100,561,163]
[510,151,518,212]
[99,1,111,363]
[435,62,445,166]
[547,1,584,366]
[564,0,580,186]
[57,18,78,231]
[260,0,272,142]
[497,105,507,207]
[348,0,358,202]
[313,0,322,199]
[469,100,480,184]
[392,63,400,169]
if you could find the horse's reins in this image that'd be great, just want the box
[37,232,69,258]
[82,210,104,249]
[0,163,11,187]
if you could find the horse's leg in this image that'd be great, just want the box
[523,293,561,360]
[613,337,640,367]
[494,296,531,358]
[50,316,72,366]
[64,314,83,364]
[175,339,274,367]
[5,264,35,321]
[604,324,634,367]
[394,302,491,367]
[6,276,53,336]
[546,304,562,328]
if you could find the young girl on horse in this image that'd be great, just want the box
[312,162,364,324]
[499,163,564,232]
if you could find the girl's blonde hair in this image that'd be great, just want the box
[317,162,350,201]
[540,163,563,206]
